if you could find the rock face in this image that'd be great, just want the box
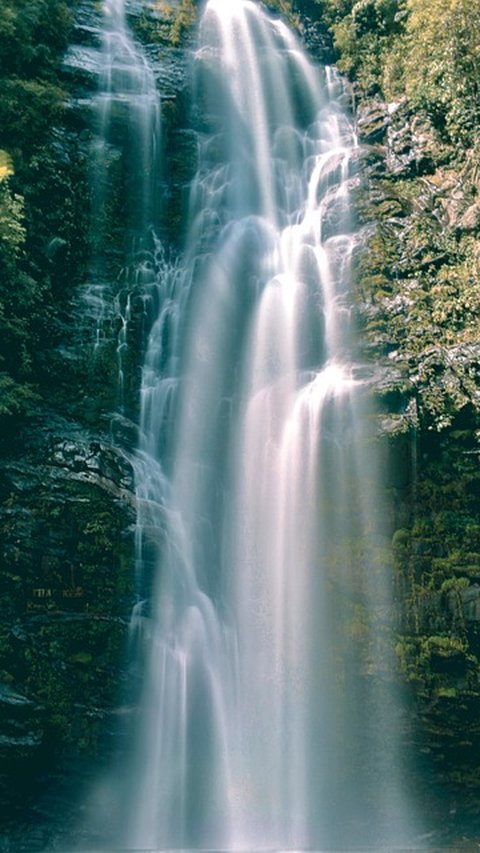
[0,0,132,844]
[353,88,480,836]
[0,410,136,841]
[0,0,197,845]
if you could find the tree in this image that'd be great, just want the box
[397,0,480,142]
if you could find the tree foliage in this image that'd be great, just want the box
[0,0,72,79]
[321,0,480,144]
[396,0,480,143]
[0,0,88,426]
[0,175,39,416]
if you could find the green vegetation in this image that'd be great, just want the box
[330,0,404,94]
[0,0,94,432]
[355,180,480,430]
[307,0,480,145]
[0,0,134,814]
[0,0,72,157]
[1,0,480,831]
[131,0,198,47]
[389,423,480,804]
[170,0,197,44]
[384,0,480,144]
[0,166,39,418]
[0,0,72,77]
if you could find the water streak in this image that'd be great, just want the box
[122,1,415,849]
[84,0,161,408]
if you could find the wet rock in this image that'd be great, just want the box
[0,686,36,710]
[355,144,388,180]
[0,405,136,831]
[357,99,390,143]
[71,0,102,38]
[370,366,417,439]
[149,46,189,100]
[50,436,135,500]
[386,108,445,177]
[62,44,102,87]
[109,413,141,449]
[447,584,480,622]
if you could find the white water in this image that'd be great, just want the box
[93,0,160,235]
[103,1,416,849]
[84,0,161,406]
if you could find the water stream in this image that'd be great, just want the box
[91,0,415,848]
[84,0,161,408]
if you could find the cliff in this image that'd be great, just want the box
[1,0,480,848]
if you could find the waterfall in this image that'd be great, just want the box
[112,0,416,849]
[93,0,161,235]
[84,0,161,408]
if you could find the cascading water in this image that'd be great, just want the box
[117,1,416,849]
[92,0,160,238]
[85,0,161,407]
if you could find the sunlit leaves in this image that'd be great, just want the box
[0,181,25,260]
[0,151,13,182]
[399,0,480,142]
